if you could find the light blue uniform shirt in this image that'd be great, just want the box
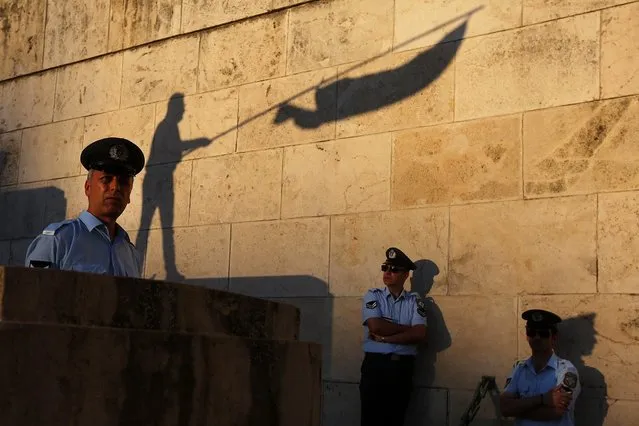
[24,210,142,278]
[504,353,581,426]
[361,287,427,355]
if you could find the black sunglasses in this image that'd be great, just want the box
[381,264,407,273]
[526,328,552,338]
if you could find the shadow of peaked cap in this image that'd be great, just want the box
[522,309,562,328]
[81,137,145,176]
[385,247,416,270]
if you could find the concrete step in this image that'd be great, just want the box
[0,266,300,340]
[0,322,321,426]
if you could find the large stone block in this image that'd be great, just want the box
[269,297,332,377]
[286,0,393,74]
[524,96,639,197]
[144,224,230,289]
[405,388,449,426]
[0,241,9,265]
[449,388,503,426]
[19,175,87,225]
[523,0,628,25]
[237,68,337,151]
[414,296,518,390]
[119,161,192,232]
[19,118,84,183]
[392,114,521,208]
[109,0,181,50]
[329,296,364,382]
[0,185,65,240]
[181,0,314,33]
[9,239,31,266]
[43,0,109,68]
[394,0,521,52]
[0,266,300,340]
[455,13,599,121]
[330,208,449,297]
[519,295,639,400]
[282,134,391,218]
[602,2,639,98]
[121,36,199,108]
[230,218,329,297]
[0,130,21,186]
[153,89,238,162]
[198,13,287,92]
[0,71,55,133]
[598,191,639,293]
[84,104,156,166]
[449,196,597,295]
[322,382,360,426]
[54,54,123,121]
[189,150,282,225]
[604,399,639,426]
[0,323,321,426]
[335,41,457,138]
[0,0,45,80]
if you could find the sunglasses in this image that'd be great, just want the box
[381,264,407,273]
[526,328,552,338]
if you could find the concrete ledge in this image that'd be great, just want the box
[0,266,300,340]
[0,322,321,426]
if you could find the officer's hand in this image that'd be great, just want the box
[544,386,571,411]
[369,332,382,342]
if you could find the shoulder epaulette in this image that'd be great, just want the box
[41,219,74,236]
[513,359,526,369]
[367,288,383,293]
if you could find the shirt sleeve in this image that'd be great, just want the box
[557,363,581,409]
[410,297,427,326]
[24,234,59,269]
[503,363,522,394]
[362,291,382,326]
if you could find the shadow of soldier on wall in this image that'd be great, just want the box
[555,313,608,426]
[273,20,467,129]
[135,93,211,281]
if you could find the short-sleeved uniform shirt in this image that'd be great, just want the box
[361,287,427,355]
[24,210,142,278]
[504,353,581,426]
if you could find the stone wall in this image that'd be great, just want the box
[1,0,639,424]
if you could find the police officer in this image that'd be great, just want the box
[500,309,581,426]
[359,247,428,426]
[24,137,145,277]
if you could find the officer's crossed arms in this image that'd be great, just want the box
[500,309,581,425]
[365,296,427,344]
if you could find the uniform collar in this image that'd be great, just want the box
[79,210,129,241]
[525,352,559,371]
[79,210,105,232]
[382,286,408,299]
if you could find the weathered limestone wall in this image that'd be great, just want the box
[1,0,639,424]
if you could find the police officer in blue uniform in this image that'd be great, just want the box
[24,137,145,277]
[359,247,428,426]
[500,309,581,426]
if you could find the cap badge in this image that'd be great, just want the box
[109,143,128,161]
[388,249,396,259]
[532,312,544,322]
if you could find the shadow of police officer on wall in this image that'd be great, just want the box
[555,313,608,426]
[135,93,212,281]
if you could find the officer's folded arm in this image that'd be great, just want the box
[367,318,427,344]
[500,391,565,420]
[366,317,412,336]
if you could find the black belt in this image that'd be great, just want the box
[365,352,416,361]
